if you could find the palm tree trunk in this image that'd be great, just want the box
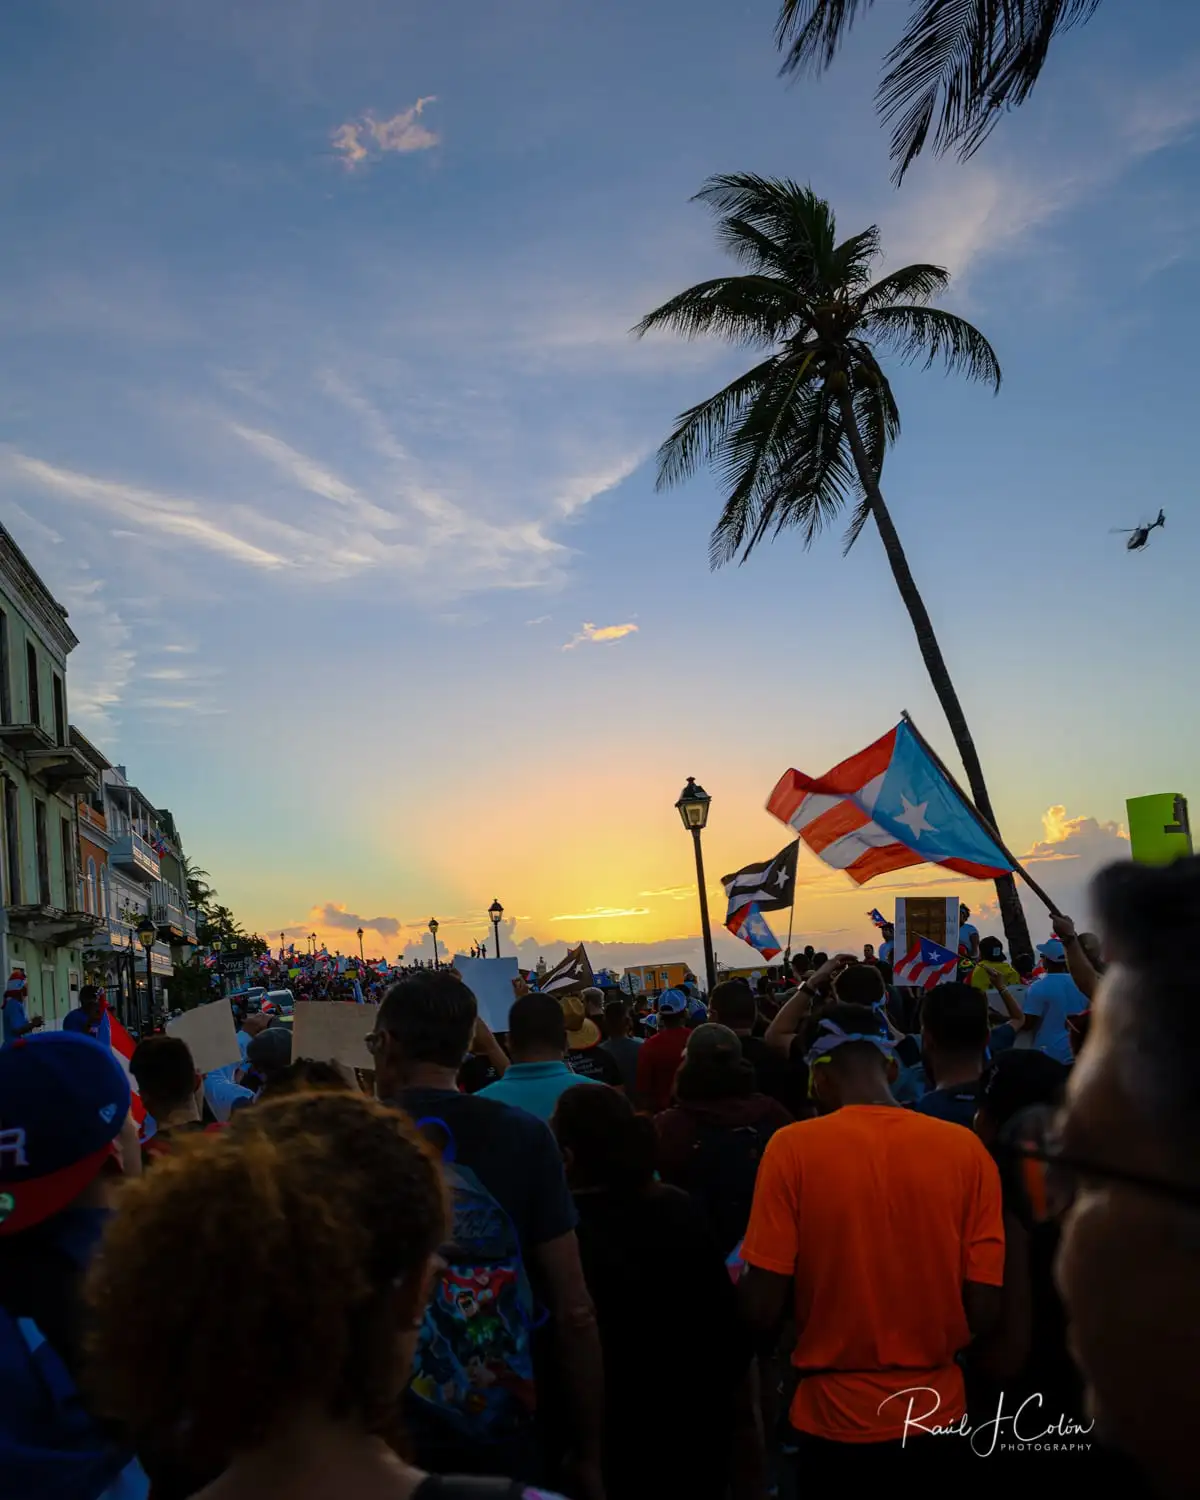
[837,392,1034,966]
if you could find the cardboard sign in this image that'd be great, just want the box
[452,956,520,1032]
[292,1001,379,1071]
[166,998,241,1076]
[1127,793,1192,866]
[894,896,959,962]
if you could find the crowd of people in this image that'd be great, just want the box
[1,858,1197,1498]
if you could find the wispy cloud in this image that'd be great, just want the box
[562,621,638,651]
[331,98,439,170]
[4,452,287,570]
[551,906,651,922]
[526,615,551,626]
[639,884,693,900]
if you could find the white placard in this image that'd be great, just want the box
[166,998,241,1076]
[452,956,521,1032]
[292,1002,379,1071]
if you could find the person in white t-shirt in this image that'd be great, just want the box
[1020,939,1084,1065]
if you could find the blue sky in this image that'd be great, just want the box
[3,0,1197,965]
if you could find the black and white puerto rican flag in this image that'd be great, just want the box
[721,841,799,924]
[537,943,594,998]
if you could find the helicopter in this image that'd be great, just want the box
[1112,508,1165,551]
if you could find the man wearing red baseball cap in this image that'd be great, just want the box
[0,1031,144,1497]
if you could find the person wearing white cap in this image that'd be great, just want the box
[1020,938,1085,1065]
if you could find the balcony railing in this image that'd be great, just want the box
[110,831,160,883]
[153,899,186,933]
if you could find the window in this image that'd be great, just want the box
[0,610,9,724]
[53,674,66,746]
[60,818,75,909]
[2,778,19,905]
[86,856,97,914]
[35,799,51,906]
[99,865,109,919]
[26,641,40,727]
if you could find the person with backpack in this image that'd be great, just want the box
[368,970,605,1500]
[0,1030,148,1500]
[84,1090,566,1500]
[654,1024,792,1258]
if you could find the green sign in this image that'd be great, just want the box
[1126,793,1192,866]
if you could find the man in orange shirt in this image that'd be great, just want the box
[740,1003,1004,1476]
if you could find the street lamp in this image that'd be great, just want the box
[675,776,716,994]
[428,917,440,970]
[488,899,504,958]
[357,926,365,961]
[137,913,158,1035]
[310,932,317,954]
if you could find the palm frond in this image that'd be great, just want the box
[831,226,883,290]
[862,304,1001,390]
[654,356,783,491]
[713,215,795,276]
[633,275,800,346]
[775,0,879,76]
[707,355,827,566]
[695,174,839,285]
[857,263,950,312]
[878,0,1103,182]
[839,366,900,552]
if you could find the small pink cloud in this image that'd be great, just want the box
[331,98,439,169]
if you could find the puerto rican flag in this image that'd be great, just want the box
[767,721,1014,886]
[99,1001,147,1128]
[726,903,782,960]
[894,936,960,991]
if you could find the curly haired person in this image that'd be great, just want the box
[84,1091,567,1500]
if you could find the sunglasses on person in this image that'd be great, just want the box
[998,1104,1200,1222]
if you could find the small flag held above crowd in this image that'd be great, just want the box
[538,944,593,998]
[867,908,888,929]
[767,718,1014,887]
[894,936,960,991]
[726,903,782,960]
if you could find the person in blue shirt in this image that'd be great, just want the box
[1021,940,1085,1065]
[478,992,599,1121]
[60,984,105,1037]
[2,971,42,1042]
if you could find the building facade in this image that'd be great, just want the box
[0,527,103,1021]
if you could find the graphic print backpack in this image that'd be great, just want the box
[408,1117,540,1441]
[0,1305,148,1500]
[685,1119,774,1258]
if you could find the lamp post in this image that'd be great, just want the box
[488,899,504,958]
[428,918,440,969]
[310,932,317,955]
[675,777,716,994]
[137,913,158,1035]
[357,926,365,962]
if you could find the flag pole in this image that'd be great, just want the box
[782,837,800,970]
[899,712,1062,917]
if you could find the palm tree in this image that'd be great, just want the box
[776,0,1103,182]
[636,174,1033,962]
[184,858,214,910]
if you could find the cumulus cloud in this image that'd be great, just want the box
[312,902,401,938]
[562,621,638,651]
[332,98,439,169]
[1024,805,1129,865]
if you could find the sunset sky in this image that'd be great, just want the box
[3,0,1196,972]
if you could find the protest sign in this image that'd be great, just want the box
[1127,793,1192,865]
[167,998,241,1076]
[292,1001,379,1071]
[452,956,520,1032]
[894,896,959,962]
